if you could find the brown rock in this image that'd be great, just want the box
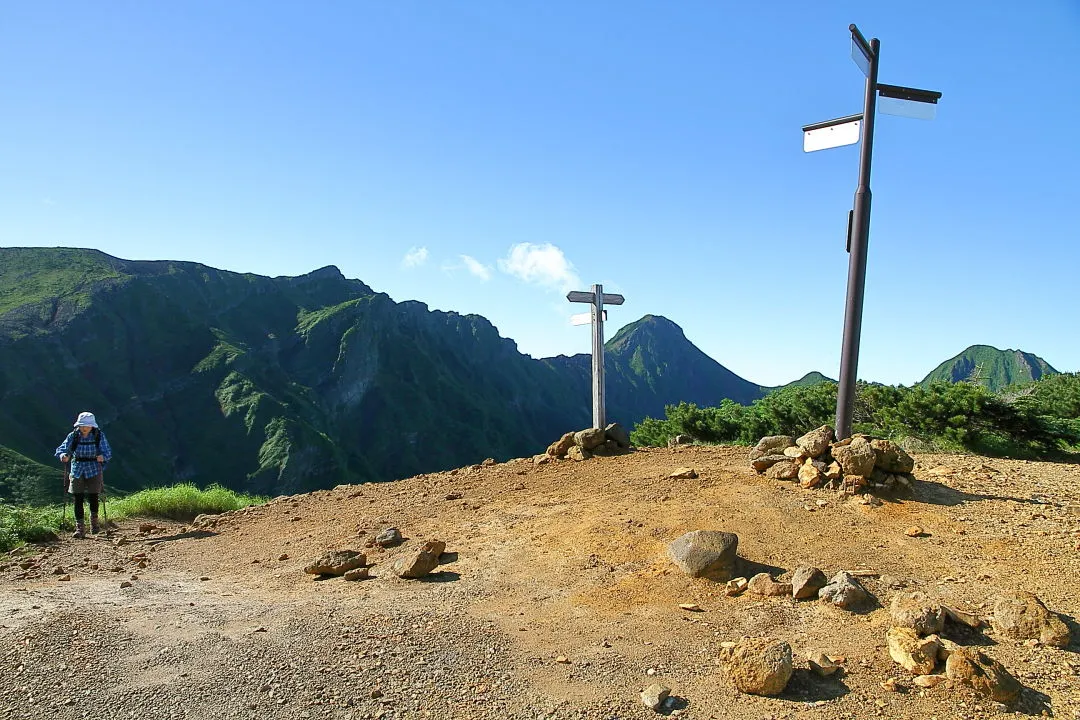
[796,425,834,458]
[303,550,366,576]
[567,446,591,462]
[720,637,793,696]
[668,531,739,581]
[791,566,827,600]
[748,435,795,462]
[890,592,946,635]
[870,439,915,473]
[942,604,982,629]
[832,437,876,477]
[668,467,698,479]
[604,423,631,449]
[798,461,822,488]
[904,526,924,537]
[886,627,941,675]
[783,446,807,459]
[765,459,800,480]
[394,540,447,579]
[824,461,843,480]
[993,592,1071,648]
[751,454,788,472]
[343,567,370,581]
[945,648,1020,705]
[574,427,607,451]
[725,577,748,596]
[806,651,840,677]
[533,454,552,465]
[747,573,792,597]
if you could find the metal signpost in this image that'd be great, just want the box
[803,23,942,440]
[567,284,624,429]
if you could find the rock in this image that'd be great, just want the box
[667,531,739,582]
[720,637,793,696]
[725,577,748,596]
[668,434,692,447]
[783,446,807,459]
[678,603,703,612]
[640,684,671,711]
[555,655,570,664]
[806,651,840,677]
[890,592,946,635]
[138,523,158,533]
[751,454,788,472]
[747,573,792,597]
[567,446,592,462]
[58,574,71,582]
[796,426,834,458]
[668,467,698,480]
[870,439,915,473]
[942,604,982,628]
[880,677,902,692]
[51,566,66,575]
[791,567,827,600]
[303,550,366,576]
[533,454,552,465]
[945,648,1021,705]
[394,540,447,579]
[192,514,218,529]
[547,432,576,458]
[481,457,496,466]
[798,461,822,488]
[765,459,800,480]
[886,627,941,675]
[591,440,622,457]
[604,423,631,449]
[832,437,876,477]
[819,571,869,609]
[343,567,370,581]
[904,526,924,537]
[748,436,795,461]
[992,592,1071,648]
[574,428,607,451]
[824,461,843,480]
[119,580,132,588]
[374,527,403,548]
[913,674,946,688]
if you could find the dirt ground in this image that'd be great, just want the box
[2,445,1078,720]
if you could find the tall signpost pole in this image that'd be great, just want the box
[568,285,625,429]
[802,24,941,440]
[836,26,880,442]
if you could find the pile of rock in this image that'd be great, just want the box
[537,423,632,464]
[302,534,451,581]
[749,425,915,493]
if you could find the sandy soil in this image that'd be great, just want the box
[2,445,1078,720]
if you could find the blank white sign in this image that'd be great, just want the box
[570,310,607,326]
[803,118,861,152]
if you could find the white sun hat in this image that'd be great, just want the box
[73,412,99,428]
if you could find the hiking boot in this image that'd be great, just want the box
[72,523,86,539]
[90,516,101,534]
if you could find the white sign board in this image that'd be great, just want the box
[570,310,606,326]
[803,118,861,153]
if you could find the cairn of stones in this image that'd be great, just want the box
[538,423,632,463]
[748,425,915,493]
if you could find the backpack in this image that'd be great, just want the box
[67,427,101,460]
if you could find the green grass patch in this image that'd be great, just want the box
[0,483,266,552]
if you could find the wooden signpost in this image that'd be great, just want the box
[567,284,624,429]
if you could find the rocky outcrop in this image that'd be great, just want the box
[545,423,632,462]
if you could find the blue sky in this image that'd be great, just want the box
[2,2,1078,386]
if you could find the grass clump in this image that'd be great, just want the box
[0,483,266,552]
[108,483,266,521]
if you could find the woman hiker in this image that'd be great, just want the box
[54,412,113,538]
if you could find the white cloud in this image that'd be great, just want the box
[498,242,581,292]
[401,246,429,268]
[460,255,492,281]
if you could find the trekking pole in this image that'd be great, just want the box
[99,461,108,529]
[61,463,69,526]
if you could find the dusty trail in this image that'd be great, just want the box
[2,446,1078,719]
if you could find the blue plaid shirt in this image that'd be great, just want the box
[55,429,113,479]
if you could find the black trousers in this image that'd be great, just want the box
[72,493,99,524]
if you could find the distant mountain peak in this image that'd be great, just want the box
[920,344,1057,391]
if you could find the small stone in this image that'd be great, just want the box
[57,574,71,582]
[791,566,827,600]
[119,581,132,588]
[304,550,366,577]
[905,526,925,537]
[880,677,902,692]
[942,604,982,628]
[720,637,793,696]
[765,459,800,480]
[199,576,210,581]
[278,553,289,561]
[52,566,66,575]
[819,571,869,609]
[890,592,946,635]
[806,651,839,677]
[725,577,748,596]
[374,527,403,548]
[992,592,1071,648]
[678,603,703,612]
[343,567,370,581]
[668,467,698,480]
[887,627,941,675]
[945,647,1020,705]
[747,573,792,597]
[555,655,570,664]
[394,540,447,578]
[913,674,946,688]
[640,684,671,711]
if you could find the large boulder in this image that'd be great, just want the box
[720,638,794,696]
[667,531,739,582]
[993,592,1071,648]
[832,437,876,477]
[394,540,447,579]
[546,432,576,458]
[796,426,834,458]
[604,423,631,449]
[765,459,800,480]
[303,550,366,576]
[819,571,869,609]
[574,428,607,451]
[870,439,915,474]
[945,648,1021,706]
[886,627,941,675]
[890,592,946,636]
[748,436,795,461]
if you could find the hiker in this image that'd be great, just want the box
[54,411,112,538]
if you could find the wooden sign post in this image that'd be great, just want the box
[567,284,625,429]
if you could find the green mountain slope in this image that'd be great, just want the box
[919,345,1058,392]
[2,249,765,502]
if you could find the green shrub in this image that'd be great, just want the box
[107,483,266,521]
